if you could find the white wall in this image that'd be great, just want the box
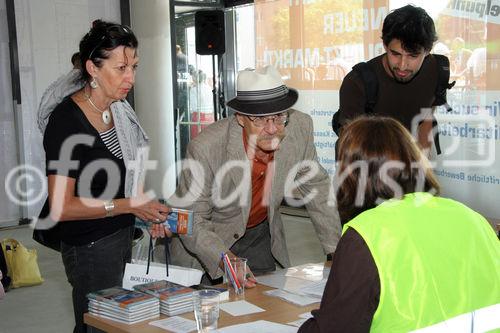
[0,0,19,226]
[130,0,176,200]
[13,0,120,218]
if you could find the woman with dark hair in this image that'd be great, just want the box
[299,117,500,332]
[37,20,170,333]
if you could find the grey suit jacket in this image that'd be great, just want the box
[168,110,341,278]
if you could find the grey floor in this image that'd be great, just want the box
[0,211,325,333]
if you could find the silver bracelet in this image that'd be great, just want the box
[104,200,115,217]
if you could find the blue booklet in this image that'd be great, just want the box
[135,208,194,235]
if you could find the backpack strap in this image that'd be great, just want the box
[332,62,378,138]
[430,54,456,155]
[352,62,378,114]
[332,62,378,158]
[433,54,456,112]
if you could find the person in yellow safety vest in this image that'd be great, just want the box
[299,116,500,333]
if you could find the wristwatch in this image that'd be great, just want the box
[104,200,115,217]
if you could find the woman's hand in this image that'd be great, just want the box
[127,194,172,238]
[129,194,170,222]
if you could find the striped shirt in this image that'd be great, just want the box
[100,127,123,159]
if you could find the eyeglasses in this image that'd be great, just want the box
[88,25,131,59]
[247,112,289,127]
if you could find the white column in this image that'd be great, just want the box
[130,0,176,199]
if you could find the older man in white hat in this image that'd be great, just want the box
[168,66,341,284]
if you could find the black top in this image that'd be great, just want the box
[43,97,134,246]
[298,228,380,333]
[338,54,439,131]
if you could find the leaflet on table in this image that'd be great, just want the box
[264,289,321,306]
[217,320,297,333]
[299,279,327,298]
[257,270,319,293]
[219,300,265,316]
[256,264,327,303]
[135,208,194,235]
[149,316,198,333]
[284,262,330,282]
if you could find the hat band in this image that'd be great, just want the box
[236,85,289,102]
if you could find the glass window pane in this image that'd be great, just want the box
[235,5,256,70]
[175,11,216,159]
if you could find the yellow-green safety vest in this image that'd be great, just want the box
[344,193,500,332]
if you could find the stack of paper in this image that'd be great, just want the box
[87,287,159,324]
[264,289,320,306]
[217,320,297,333]
[134,280,195,316]
[256,263,328,306]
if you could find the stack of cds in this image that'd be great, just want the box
[134,280,195,316]
[87,287,160,324]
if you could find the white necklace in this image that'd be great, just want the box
[84,88,112,125]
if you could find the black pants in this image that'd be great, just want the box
[201,221,276,285]
[61,226,133,333]
[230,220,276,276]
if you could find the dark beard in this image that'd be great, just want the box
[390,67,416,83]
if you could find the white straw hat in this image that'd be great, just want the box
[227,65,298,116]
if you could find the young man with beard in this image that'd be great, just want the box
[335,5,443,152]
[167,66,341,284]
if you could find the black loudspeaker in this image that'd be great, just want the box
[195,10,225,55]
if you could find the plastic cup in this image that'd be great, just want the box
[226,257,247,298]
[193,289,220,332]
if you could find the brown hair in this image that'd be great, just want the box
[336,116,440,223]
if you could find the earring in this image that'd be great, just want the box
[90,77,99,89]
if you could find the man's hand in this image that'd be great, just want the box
[245,269,257,288]
[417,119,433,153]
[149,223,172,238]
